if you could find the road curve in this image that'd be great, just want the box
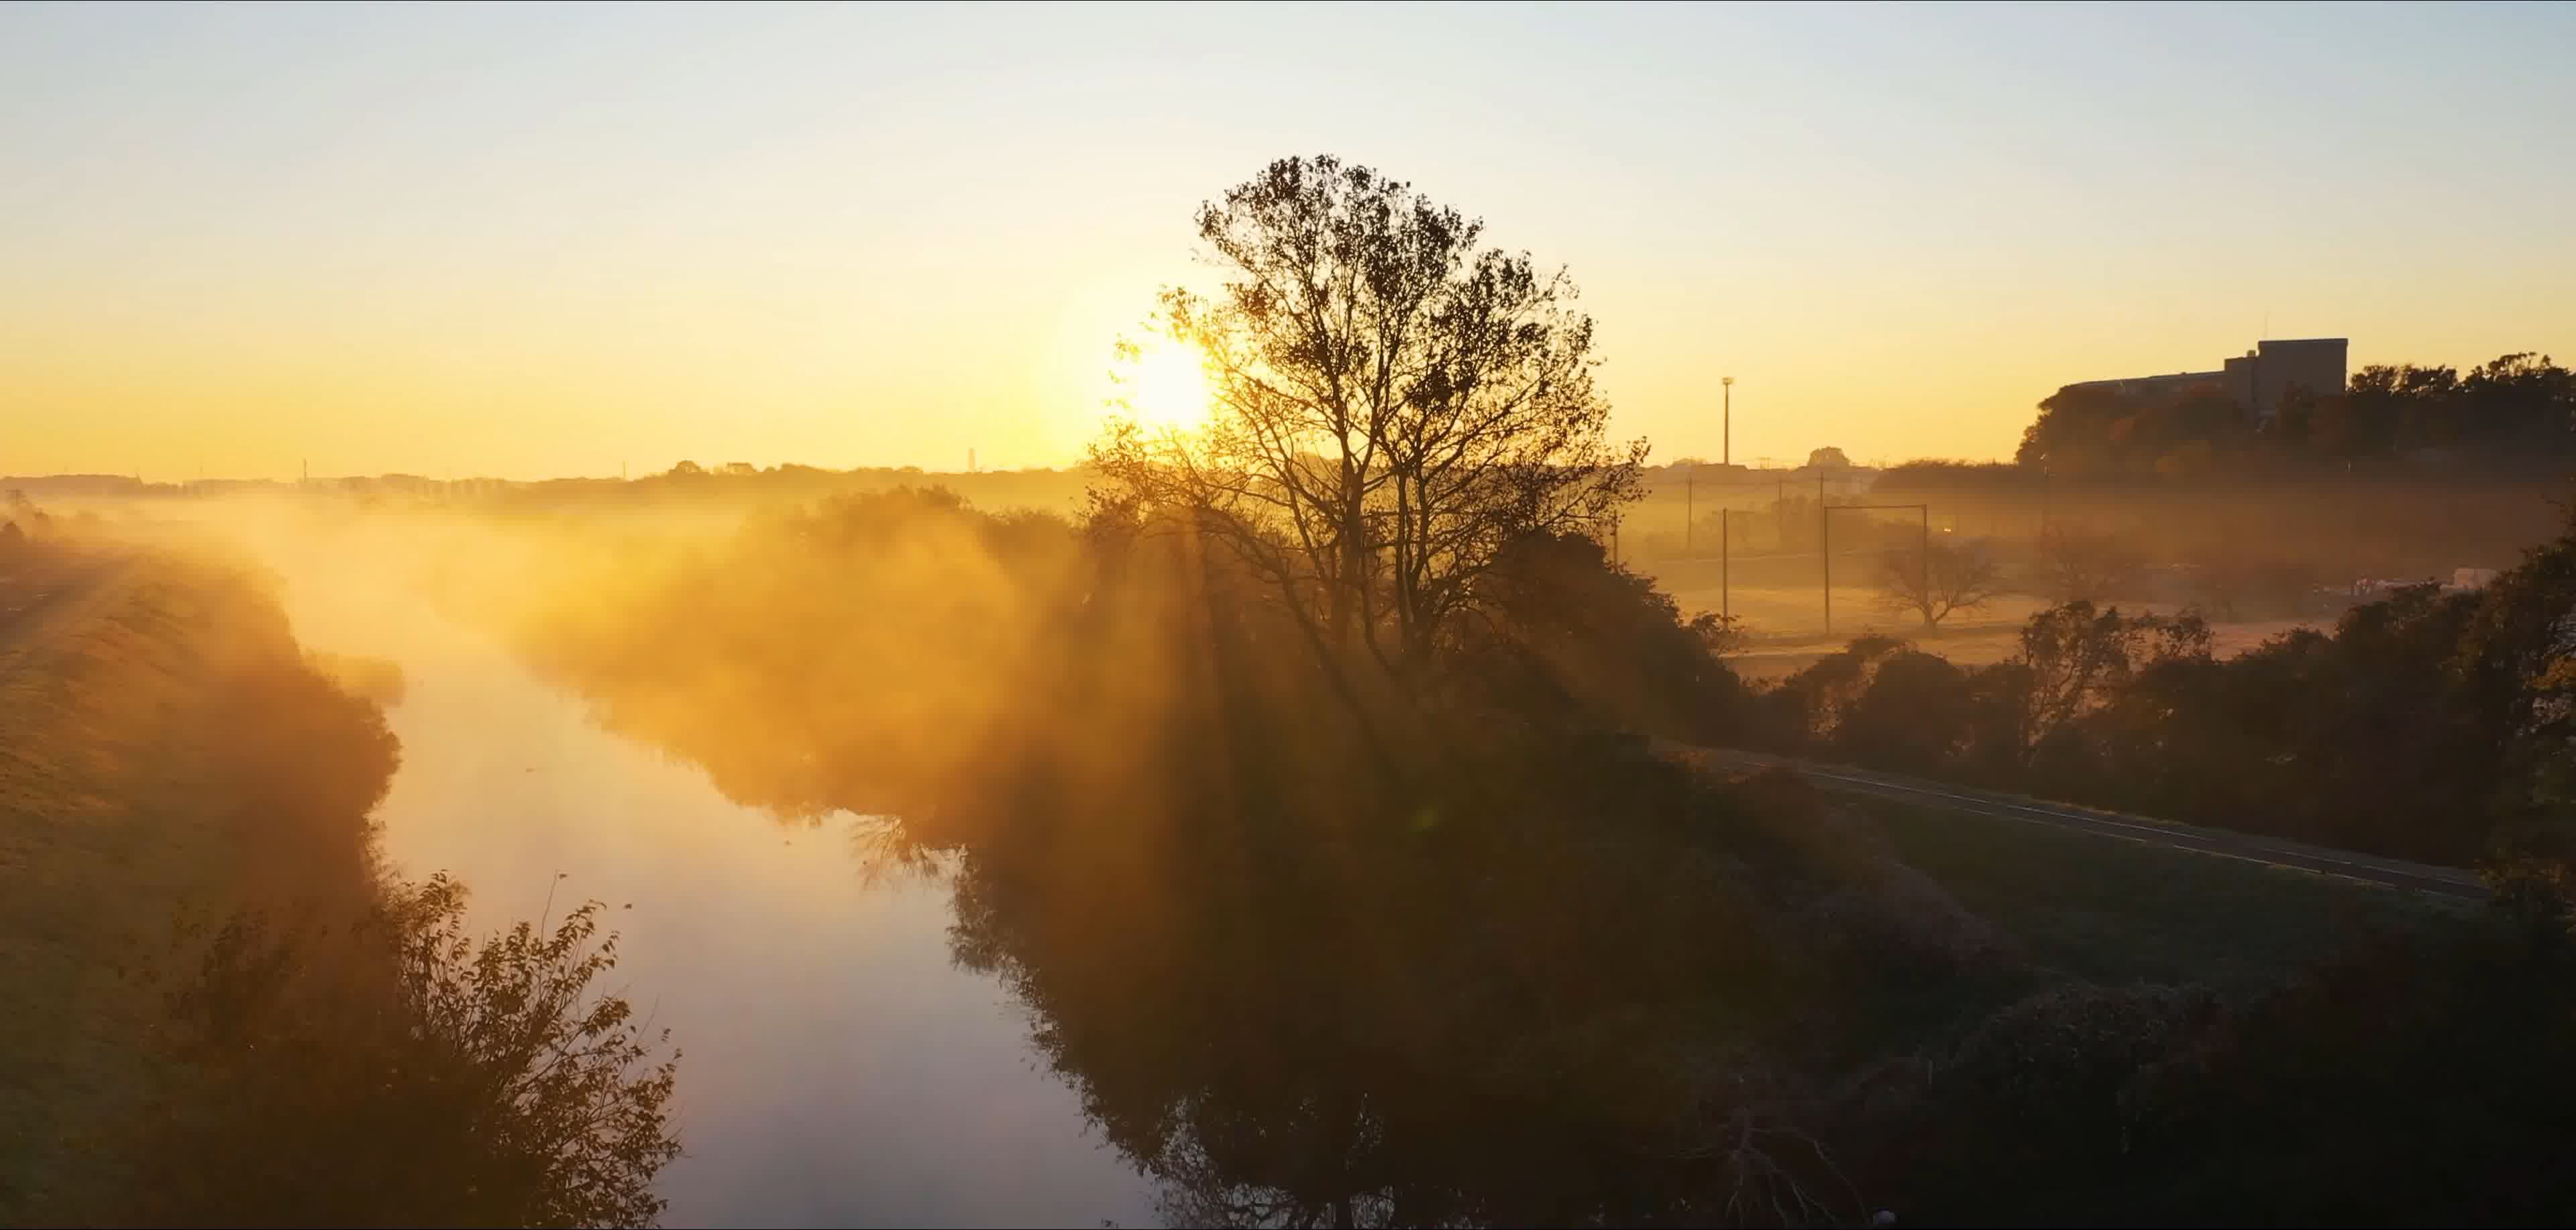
[1676,745,2489,903]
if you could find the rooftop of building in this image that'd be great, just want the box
[2063,370,2222,388]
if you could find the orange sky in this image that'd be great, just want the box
[3,4,2569,480]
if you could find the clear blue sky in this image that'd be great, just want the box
[3,1,2569,478]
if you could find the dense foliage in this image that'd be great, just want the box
[134,877,680,1228]
[1754,508,2576,866]
[1089,153,1645,678]
[2012,352,2576,478]
[0,527,682,1228]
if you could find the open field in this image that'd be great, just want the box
[1644,568,2326,680]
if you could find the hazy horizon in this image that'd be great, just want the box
[5,1,2571,482]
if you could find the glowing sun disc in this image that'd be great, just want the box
[1120,343,1213,431]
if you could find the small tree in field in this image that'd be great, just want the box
[1876,537,2004,628]
[1088,154,1646,681]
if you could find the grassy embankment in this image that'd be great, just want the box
[1841,793,2459,991]
[0,545,396,1222]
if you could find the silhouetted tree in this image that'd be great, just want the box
[1089,154,1646,679]
[1835,649,1972,774]
[1758,635,1910,752]
[1874,537,2003,628]
[2016,384,2131,471]
[1462,530,1747,742]
[2013,602,2208,765]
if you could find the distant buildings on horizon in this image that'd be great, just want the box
[2063,337,2349,426]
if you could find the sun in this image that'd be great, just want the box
[1117,341,1214,432]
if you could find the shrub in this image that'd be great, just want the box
[132,875,680,1228]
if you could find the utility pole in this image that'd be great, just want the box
[1685,469,1695,552]
[1721,507,1729,621]
[1819,472,1829,634]
[1722,376,1735,468]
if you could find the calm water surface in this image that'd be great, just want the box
[278,571,1158,1228]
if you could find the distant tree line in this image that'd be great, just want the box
[2013,352,2576,480]
[1750,506,2576,866]
[1865,353,2575,496]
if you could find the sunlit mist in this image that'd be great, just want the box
[9,5,2576,1228]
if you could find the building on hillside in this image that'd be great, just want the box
[2064,337,2349,427]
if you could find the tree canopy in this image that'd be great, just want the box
[2014,353,2575,478]
[1089,154,1646,679]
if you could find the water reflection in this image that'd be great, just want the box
[274,572,1157,1228]
[400,493,1980,1228]
[254,496,2000,1227]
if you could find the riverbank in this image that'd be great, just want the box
[0,546,397,1221]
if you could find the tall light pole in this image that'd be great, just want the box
[1721,376,1735,469]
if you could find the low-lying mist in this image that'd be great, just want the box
[57,472,2576,1227]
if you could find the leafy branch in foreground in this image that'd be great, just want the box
[134,873,680,1228]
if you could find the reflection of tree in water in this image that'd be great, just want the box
[943,804,1708,1228]
[916,589,1960,1225]
[516,490,2025,1226]
[932,742,1957,1227]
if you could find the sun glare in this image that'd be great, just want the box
[1120,343,1214,432]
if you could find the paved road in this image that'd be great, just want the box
[1680,745,2489,902]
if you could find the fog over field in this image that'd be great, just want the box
[8,3,2576,1226]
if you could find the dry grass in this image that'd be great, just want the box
[1652,579,2322,682]
[0,549,381,1221]
[1840,795,2455,990]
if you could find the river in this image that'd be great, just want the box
[274,561,1160,1228]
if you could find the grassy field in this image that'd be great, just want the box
[1640,569,2323,681]
[1845,794,2461,991]
[0,547,389,1221]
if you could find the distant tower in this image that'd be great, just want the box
[968,447,977,474]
